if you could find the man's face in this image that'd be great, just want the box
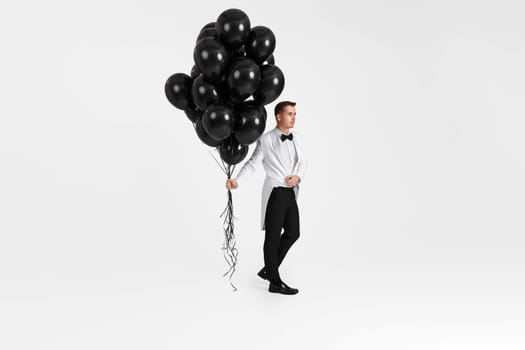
[277,105,296,129]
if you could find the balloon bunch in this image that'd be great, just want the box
[165,8,285,291]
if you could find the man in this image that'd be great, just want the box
[225,101,308,295]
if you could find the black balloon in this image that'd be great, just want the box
[202,22,215,29]
[185,107,202,123]
[245,26,276,64]
[218,135,249,165]
[234,102,266,145]
[191,74,220,111]
[244,99,267,120]
[260,105,267,120]
[196,22,217,43]
[226,58,260,102]
[190,64,201,79]
[216,8,251,49]
[165,73,194,110]
[195,117,221,147]
[194,37,230,82]
[262,55,275,65]
[202,102,235,141]
[253,64,285,105]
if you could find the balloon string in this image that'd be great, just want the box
[220,187,238,291]
[210,149,239,291]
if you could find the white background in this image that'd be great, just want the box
[1,0,524,349]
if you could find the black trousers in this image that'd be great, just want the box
[264,186,300,283]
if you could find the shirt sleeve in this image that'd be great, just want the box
[235,137,264,186]
[292,131,308,183]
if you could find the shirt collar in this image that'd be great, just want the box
[275,126,293,136]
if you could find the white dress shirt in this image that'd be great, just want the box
[235,126,308,230]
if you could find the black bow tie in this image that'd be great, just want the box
[280,133,293,142]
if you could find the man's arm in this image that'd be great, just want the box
[292,131,308,183]
[234,137,264,186]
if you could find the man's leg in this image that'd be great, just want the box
[264,188,288,284]
[277,191,300,267]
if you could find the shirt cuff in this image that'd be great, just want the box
[234,177,242,186]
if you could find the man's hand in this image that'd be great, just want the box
[285,175,300,187]
[226,178,238,190]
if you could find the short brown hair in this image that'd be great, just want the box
[274,101,296,117]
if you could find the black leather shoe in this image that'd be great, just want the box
[268,280,298,295]
[257,267,267,280]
